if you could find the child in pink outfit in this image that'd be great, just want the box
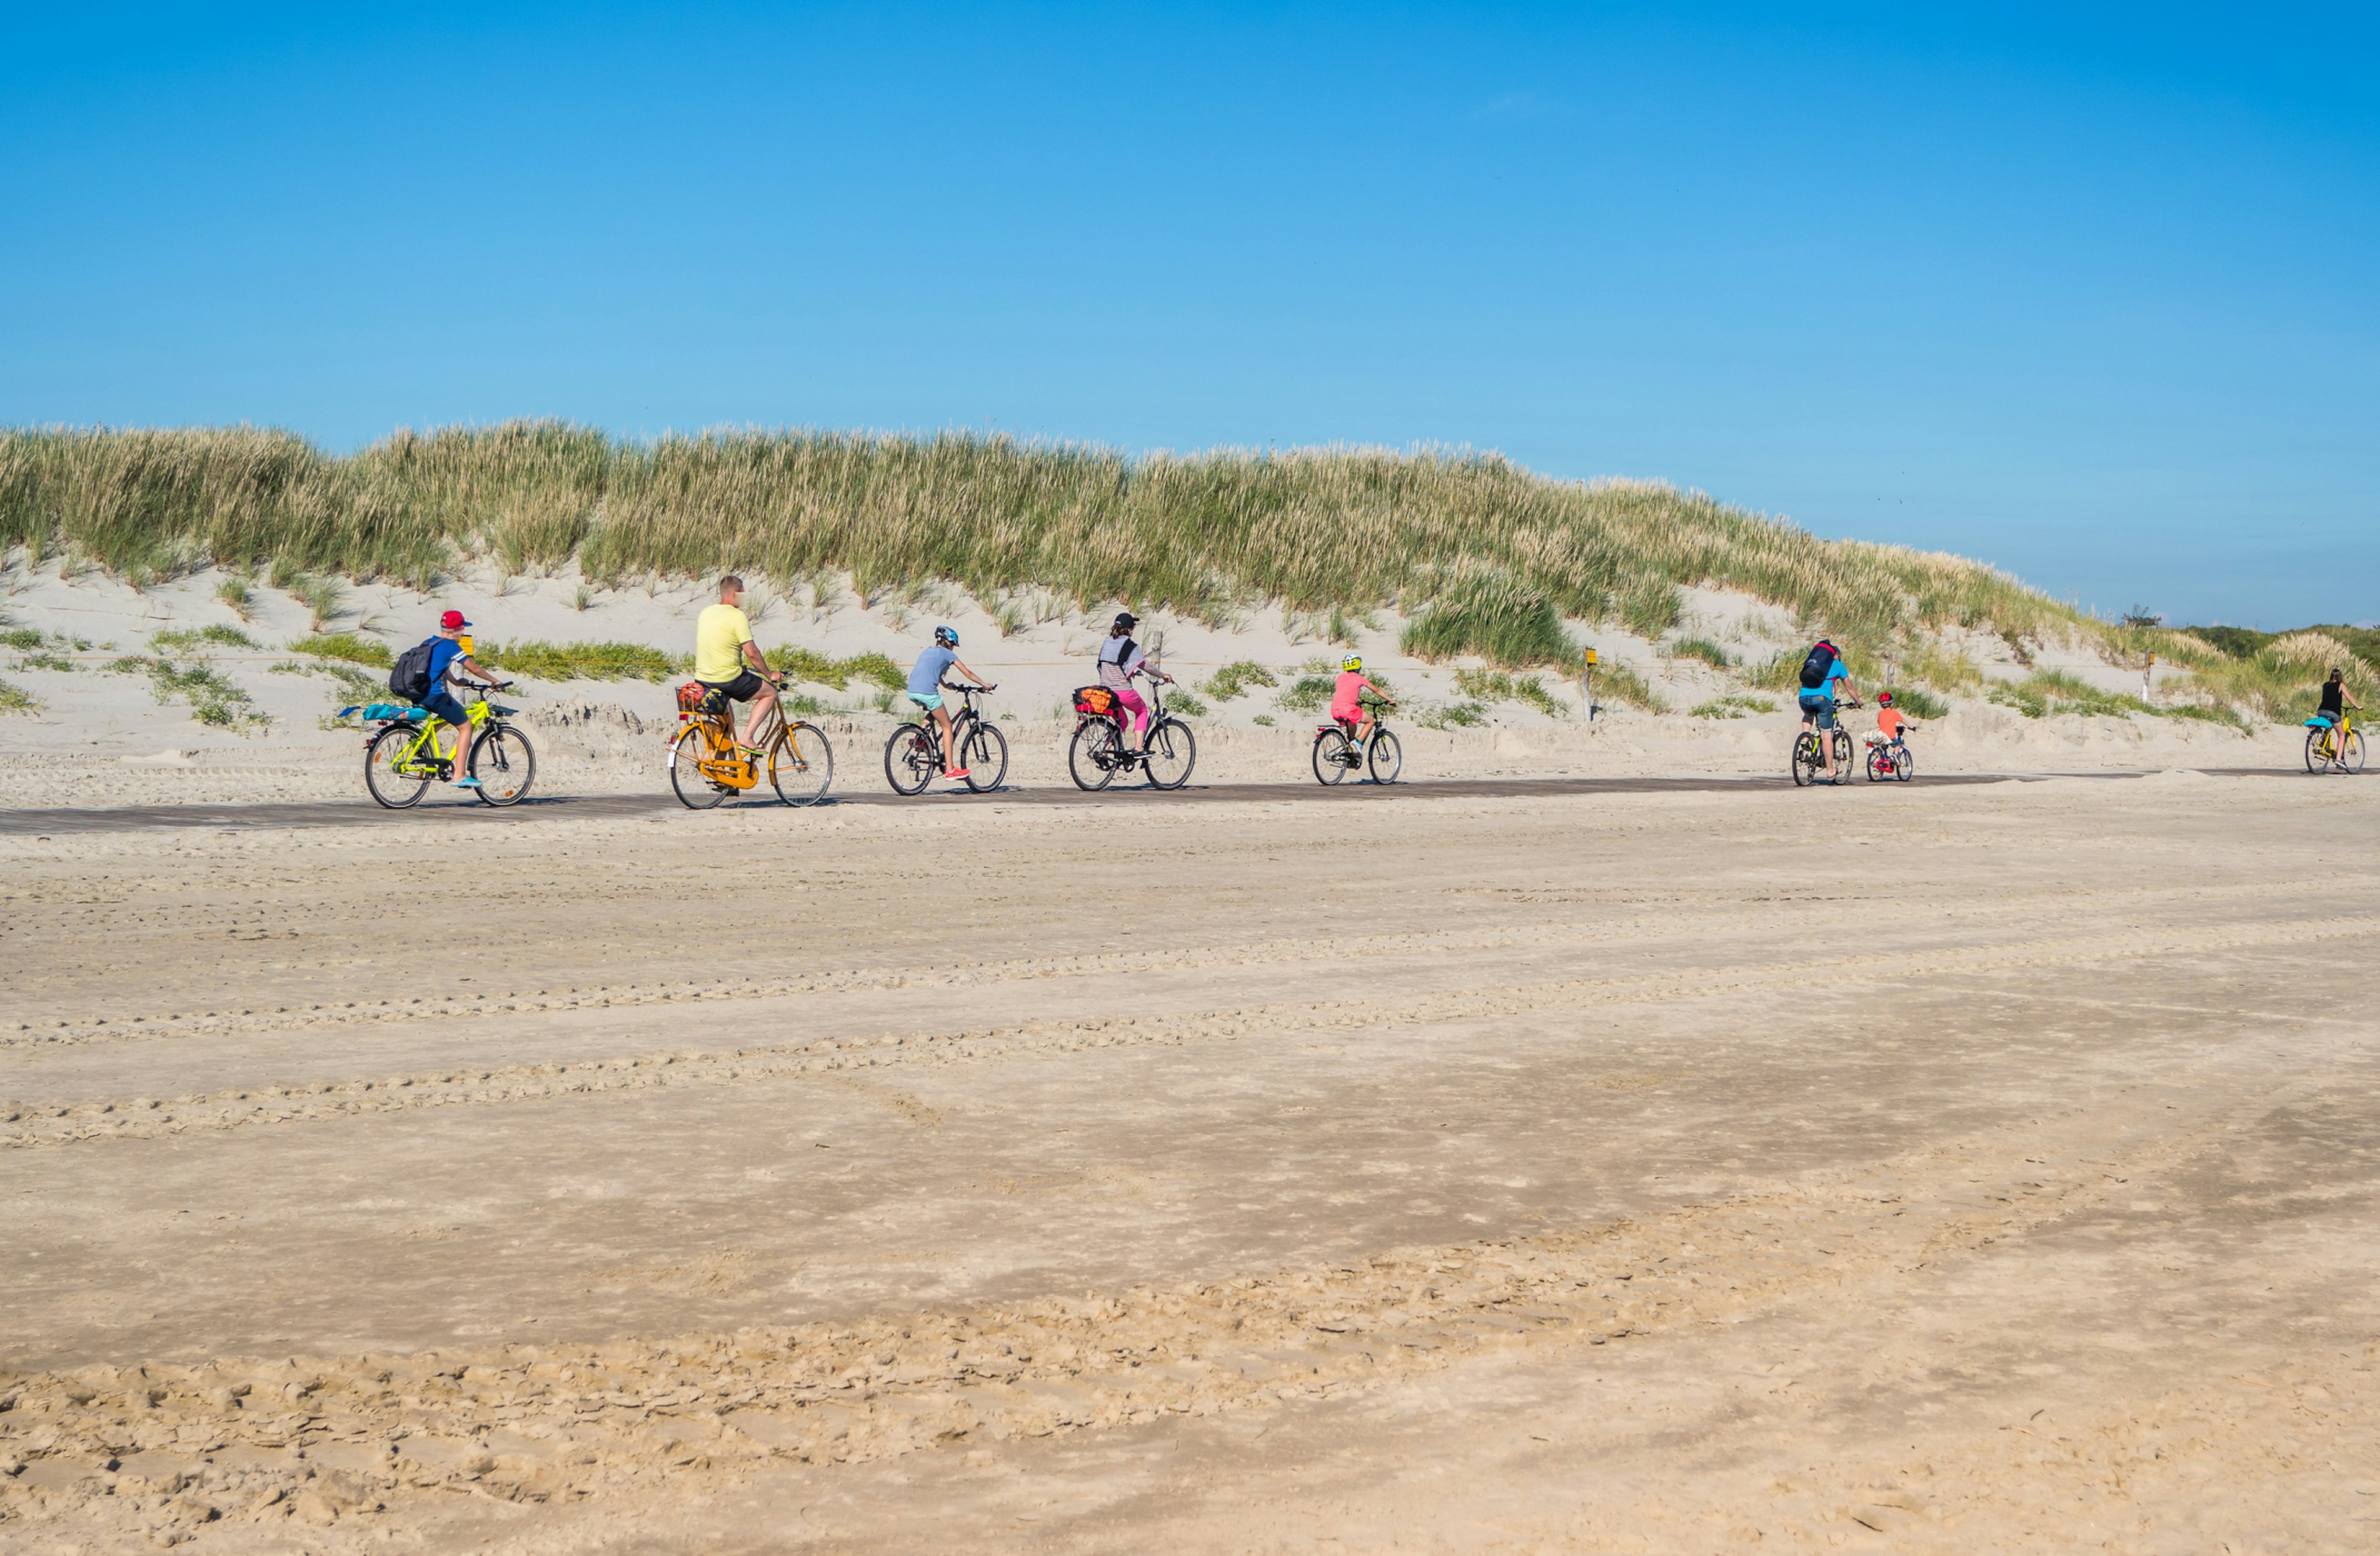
[1329,657,1392,745]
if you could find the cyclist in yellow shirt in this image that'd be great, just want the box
[694,575,785,753]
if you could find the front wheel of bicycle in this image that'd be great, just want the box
[467,724,536,806]
[1313,728,1352,785]
[670,724,732,810]
[1897,745,1916,782]
[884,723,936,796]
[1144,718,1196,789]
[1069,719,1118,791]
[364,724,434,809]
[1832,729,1855,778]
[1791,734,1822,788]
[1367,729,1402,783]
[771,721,834,806]
[2343,729,2367,775]
[960,722,1008,792]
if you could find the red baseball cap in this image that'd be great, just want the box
[440,610,470,630]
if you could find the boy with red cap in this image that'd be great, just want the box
[420,610,505,787]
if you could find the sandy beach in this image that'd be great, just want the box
[2,762,2374,1552]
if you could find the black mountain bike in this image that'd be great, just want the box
[1791,698,1860,786]
[1312,701,1401,785]
[1069,678,1196,791]
[884,682,1008,794]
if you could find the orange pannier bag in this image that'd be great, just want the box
[676,681,712,713]
[1073,685,1116,716]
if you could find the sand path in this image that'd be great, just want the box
[2,774,2374,1552]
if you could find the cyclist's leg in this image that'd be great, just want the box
[932,705,957,767]
[1116,687,1149,749]
[740,677,778,749]
[420,692,471,769]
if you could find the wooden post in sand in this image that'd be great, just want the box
[1581,647,1598,721]
[2144,653,2155,701]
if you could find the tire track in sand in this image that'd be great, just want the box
[6,913,2373,1149]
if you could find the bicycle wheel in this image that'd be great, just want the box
[1791,733,1821,788]
[883,723,936,795]
[1865,747,1886,784]
[2306,727,2325,773]
[467,724,536,806]
[670,724,732,810]
[960,722,1008,792]
[1897,745,1916,782]
[770,721,834,806]
[1313,728,1352,785]
[1068,719,1118,791]
[364,723,434,809]
[2343,729,2367,775]
[1144,718,1196,789]
[1833,729,1854,779]
[1367,729,1401,784]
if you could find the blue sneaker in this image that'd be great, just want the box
[455,776,482,789]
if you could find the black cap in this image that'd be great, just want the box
[1113,611,1139,628]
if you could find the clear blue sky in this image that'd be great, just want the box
[5,4,2373,626]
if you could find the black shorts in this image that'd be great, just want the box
[702,670,768,706]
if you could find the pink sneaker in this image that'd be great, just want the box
[945,767,971,782]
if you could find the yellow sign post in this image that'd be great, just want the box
[1581,647,1600,720]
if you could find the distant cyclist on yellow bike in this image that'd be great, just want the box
[2314,666,2361,749]
[1794,638,1862,785]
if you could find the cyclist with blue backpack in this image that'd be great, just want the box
[389,610,509,788]
[1796,638,1862,785]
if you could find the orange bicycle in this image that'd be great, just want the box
[668,679,834,809]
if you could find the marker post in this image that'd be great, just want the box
[1581,647,1599,721]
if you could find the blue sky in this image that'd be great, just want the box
[4,4,2373,626]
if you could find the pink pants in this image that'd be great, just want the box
[1113,686,1148,742]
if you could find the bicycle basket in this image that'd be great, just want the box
[676,681,710,713]
[1073,685,1116,715]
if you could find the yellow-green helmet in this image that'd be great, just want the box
[1342,654,1363,673]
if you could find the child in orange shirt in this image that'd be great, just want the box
[1875,690,1918,750]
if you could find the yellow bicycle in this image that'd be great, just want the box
[2305,710,2366,775]
[355,684,536,808]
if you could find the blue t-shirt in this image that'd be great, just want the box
[907,645,957,697]
[1799,653,1846,702]
[423,636,465,697]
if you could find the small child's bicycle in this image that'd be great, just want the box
[1864,731,1915,783]
[348,684,536,809]
[1311,700,1401,785]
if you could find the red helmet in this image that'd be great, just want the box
[1878,691,1894,706]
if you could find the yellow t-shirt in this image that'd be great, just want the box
[694,604,755,682]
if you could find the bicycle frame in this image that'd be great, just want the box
[903,683,990,771]
[381,692,498,773]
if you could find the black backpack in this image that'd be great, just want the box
[1797,644,1833,690]
[389,639,437,703]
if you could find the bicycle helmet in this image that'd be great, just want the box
[1342,655,1363,673]
[1877,690,1893,707]
[933,625,958,648]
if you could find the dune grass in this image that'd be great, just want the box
[1688,693,1776,719]
[0,423,2097,670]
[1201,661,1278,701]
[288,631,394,667]
[0,676,33,714]
[480,640,684,682]
[1453,667,1567,719]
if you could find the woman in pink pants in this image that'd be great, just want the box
[1098,611,1172,750]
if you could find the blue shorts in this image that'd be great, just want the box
[421,691,471,727]
[908,691,943,713]
[1797,693,1836,731]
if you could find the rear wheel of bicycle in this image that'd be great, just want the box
[670,724,732,810]
[364,724,434,809]
[1865,747,1886,784]
[467,725,536,806]
[960,722,1008,792]
[1312,728,1352,785]
[2305,727,2325,773]
[1144,718,1196,789]
[1069,719,1118,791]
[1367,729,1402,784]
[1791,733,1822,788]
[770,721,834,806]
[2343,729,2367,775]
[884,723,936,795]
